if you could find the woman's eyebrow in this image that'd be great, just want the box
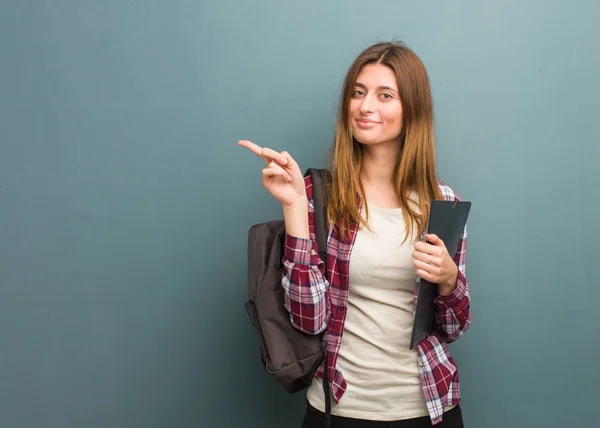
[355,82,399,93]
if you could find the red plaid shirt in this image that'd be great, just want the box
[282,176,471,425]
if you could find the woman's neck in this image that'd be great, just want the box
[360,140,403,208]
[361,140,400,188]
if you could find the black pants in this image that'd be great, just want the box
[301,402,464,428]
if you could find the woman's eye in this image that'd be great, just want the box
[352,90,364,97]
[380,93,393,100]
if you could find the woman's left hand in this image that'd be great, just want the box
[413,234,458,295]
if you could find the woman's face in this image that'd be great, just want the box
[348,63,404,147]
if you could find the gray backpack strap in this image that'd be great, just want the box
[304,168,332,427]
[304,168,330,262]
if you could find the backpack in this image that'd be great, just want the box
[245,168,330,394]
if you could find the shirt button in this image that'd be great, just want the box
[418,358,424,367]
[310,249,317,256]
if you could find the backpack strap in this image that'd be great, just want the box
[304,168,331,263]
[304,167,332,427]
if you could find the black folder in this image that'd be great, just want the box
[409,200,471,350]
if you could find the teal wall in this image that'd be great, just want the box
[1,1,598,427]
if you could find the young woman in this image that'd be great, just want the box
[239,42,470,428]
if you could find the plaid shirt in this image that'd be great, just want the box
[281,176,471,425]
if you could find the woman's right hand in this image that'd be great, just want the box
[238,140,307,207]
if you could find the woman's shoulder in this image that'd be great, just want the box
[304,174,315,200]
[436,181,462,202]
[303,169,331,201]
[307,176,462,202]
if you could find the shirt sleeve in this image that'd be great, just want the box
[434,223,472,343]
[281,175,331,335]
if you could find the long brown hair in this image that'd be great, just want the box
[327,41,442,242]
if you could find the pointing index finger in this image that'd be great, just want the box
[238,140,287,165]
[238,140,263,157]
[260,147,287,165]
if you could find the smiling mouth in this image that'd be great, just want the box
[356,119,379,128]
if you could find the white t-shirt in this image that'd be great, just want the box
[307,202,429,421]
